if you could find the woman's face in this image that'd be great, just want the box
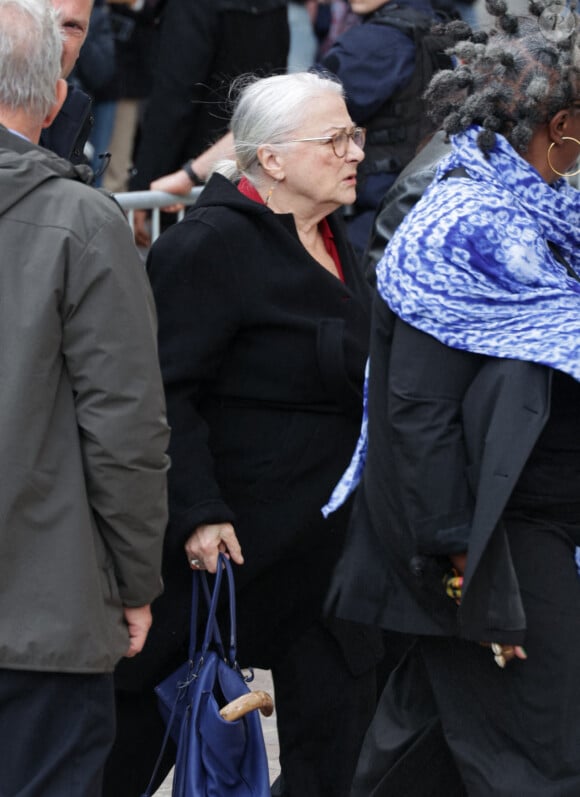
[276,93,365,216]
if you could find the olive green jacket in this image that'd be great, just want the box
[0,126,169,673]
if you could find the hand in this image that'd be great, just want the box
[449,552,467,575]
[185,522,244,574]
[483,641,528,668]
[448,554,528,667]
[123,604,153,657]
[150,169,193,213]
[444,552,467,606]
[133,209,151,248]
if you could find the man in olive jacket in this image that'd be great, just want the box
[0,1,169,794]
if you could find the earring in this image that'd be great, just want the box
[265,181,278,206]
[547,136,580,177]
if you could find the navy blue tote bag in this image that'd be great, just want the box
[142,554,272,797]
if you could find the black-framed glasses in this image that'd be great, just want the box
[284,126,366,158]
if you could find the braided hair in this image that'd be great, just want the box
[425,0,580,154]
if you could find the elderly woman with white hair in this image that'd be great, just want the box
[106,71,381,797]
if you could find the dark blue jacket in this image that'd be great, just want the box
[321,0,436,210]
[321,0,438,253]
[39,84,93,166]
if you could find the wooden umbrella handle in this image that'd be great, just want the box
[219,690,274,722]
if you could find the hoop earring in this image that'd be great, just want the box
[547,136,580,177]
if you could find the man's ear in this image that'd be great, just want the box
[257,144,285,182]
[41,78,68,129]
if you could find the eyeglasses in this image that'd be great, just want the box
[284,126,366,158]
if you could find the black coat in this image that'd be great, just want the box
[329,295,552,646]
[129,0,289,189]
[363,129,451,278]
[39,85,93,166]
[120,174,372,684]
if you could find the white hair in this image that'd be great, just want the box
[0,0,62,120]
[214,71,345,186]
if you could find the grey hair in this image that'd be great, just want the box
[214,71,345,186]
[0,0,62,120]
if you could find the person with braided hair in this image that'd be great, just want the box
[322,1,580,794]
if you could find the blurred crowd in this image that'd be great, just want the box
[71,0,484,195]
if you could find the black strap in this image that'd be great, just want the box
[547,240,580,282]
[441,166,470,180]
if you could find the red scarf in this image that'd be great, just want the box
[238,177,345,282]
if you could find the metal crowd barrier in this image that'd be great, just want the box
[114,175,579,244]
[114,186,204,242]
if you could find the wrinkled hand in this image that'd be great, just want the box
[123,604,153,657]
[185,522,244,574]
[150,170,193,213]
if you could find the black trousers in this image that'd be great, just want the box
[352,516,580,797]
[0,669,115,797]
[269,618,378,797]
[104,617,378,797]
[351,645,468,797]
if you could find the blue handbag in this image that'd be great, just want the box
[142,554,273,797]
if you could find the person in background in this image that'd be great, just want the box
[287,0,319,71]
[324,2,580,794]
[101,0,164,193]
[315,0,360,59]
[40,0,94,163]
[363,128,451,278]
[319,0,459,257]
[128,0,289,247]
[106,71,383,797]
[0,0,170,794]
[71,0,116,182]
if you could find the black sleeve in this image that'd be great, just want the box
[146,217,243,544]
[387,317,484,555]
[130,0,219,187]
[363,166,437,283]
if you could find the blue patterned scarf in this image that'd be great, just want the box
[323,126,580,516]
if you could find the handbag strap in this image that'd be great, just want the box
[188,553,238,667]
[221,554,238,666]
[140,555,240,797]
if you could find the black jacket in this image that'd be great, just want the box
[329,295,552,646]
[39,84,93,165]
[120,174,373,681]
[129,0,289,189]
[364,129,451,278]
